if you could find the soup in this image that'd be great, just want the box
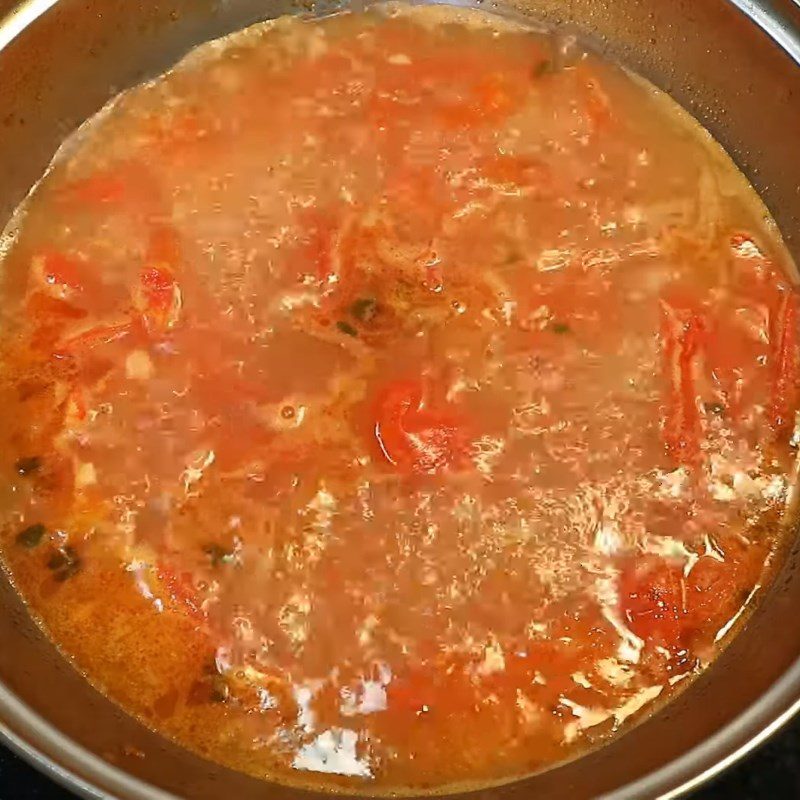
[0,2,798,793]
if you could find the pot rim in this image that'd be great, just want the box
[1,0,800,798]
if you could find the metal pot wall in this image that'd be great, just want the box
[1,1,800,798]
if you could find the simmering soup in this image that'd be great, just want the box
[1,2,798,793]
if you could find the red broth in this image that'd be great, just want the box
[0,3,798,793]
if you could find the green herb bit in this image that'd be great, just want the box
[188,668,229,705]
[47,551,68,570]
[53,560,82,582]
[349,297,378,323]
[336,320,358,337]
[47,545,81,581]
[15,456,42,476]
[203,543,234,567]
[704,401,726,416]
[202,657,220,676]
[16,523,46,549]
[551,321,572,334]
[210,674,230,703]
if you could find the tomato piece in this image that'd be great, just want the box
[374,379,424,467]
[137,266,181,330]
[31,250,121,314]
[418,246,443,293]
[729,232,776,279]
[620,546,760,649]
[660,296,707,465]
[26,292,88,351]
[64,388,88,425]
[619,559,688,647]
[34,251,89,293]
[26,291,87,323]
[374,379,466,474]
[54,321,134,358]
[769,290,799,435]
[318,180,450,322]
[685,556,739,627]
[692,235,787,416]
[133,227,183,331]
[730,231,761,254]
[140,267,175,309]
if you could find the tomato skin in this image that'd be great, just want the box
[620,548,756,649]
[130,225,183,331]
[55,321,134,356]
[138,265,180,330]
[620,559,688,647]
[26,292,88,352]
[769,291,799,435]
[685,557,736,625]
[374,379,466,474]
[26,292,87,323]
[659,295,707,466]
[374,379,424,469]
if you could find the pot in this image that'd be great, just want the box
[1,1,800,798]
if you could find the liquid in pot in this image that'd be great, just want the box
[0,3,798,793]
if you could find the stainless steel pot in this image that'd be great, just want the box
[2,1,800,798]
